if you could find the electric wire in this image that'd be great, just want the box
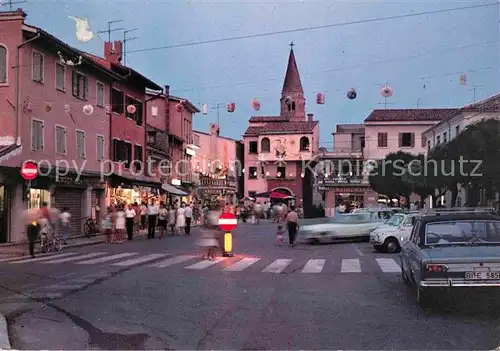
[127,2,497,54]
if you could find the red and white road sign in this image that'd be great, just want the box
[20,161,38,181]
[219,212,237,232]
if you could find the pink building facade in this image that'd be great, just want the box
[243,47,319,215]
[193,124,239,205]
[0,10,121,242]
[363,108,457,206]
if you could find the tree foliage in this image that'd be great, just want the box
[368,118,500,206]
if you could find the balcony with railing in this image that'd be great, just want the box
[321,147,363,159]
[198,174,237,189]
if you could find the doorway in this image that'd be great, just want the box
[0,185,10,243]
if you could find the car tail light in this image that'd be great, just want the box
[426,264,449,272]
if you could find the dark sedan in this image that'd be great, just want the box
[400,209,500,308]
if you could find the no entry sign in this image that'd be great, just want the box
[20,161,38,181]
[219,212,237,232]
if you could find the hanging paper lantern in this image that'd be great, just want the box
[316,93,325,104]
[82,104,94,115]
[252,98,260,111]
[284,96,292,105]
[126,104,136,114]
[202,104,208,115]
[227,102,235,113]
[176,103,184,112]
[64,104,71,114]
[460,74,467,86]
[347,88,357,100]
[380,85,393,98]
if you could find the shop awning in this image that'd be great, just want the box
[162,183,189,196]
[269,191,293,199]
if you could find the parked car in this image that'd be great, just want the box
[400,208,500,308]
[301,209,394,243]
[370,212,419,253]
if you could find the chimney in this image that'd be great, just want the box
[307,113,313,122]
[104,40,123,64]
[164,85,170,133]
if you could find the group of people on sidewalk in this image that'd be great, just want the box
[102,200,197,243]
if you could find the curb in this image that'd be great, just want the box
[0,313,11,349]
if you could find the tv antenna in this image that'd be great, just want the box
[2,0,27,11]
[123,28,138,65]
[97,20,124,43]
[469,84,483,103]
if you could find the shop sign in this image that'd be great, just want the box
[318,177,364,185]
[55,175,96,186]
[334,187,366,194]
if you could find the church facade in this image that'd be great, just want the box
[242,46,319,212]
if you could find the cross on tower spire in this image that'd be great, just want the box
[289,41,294,49]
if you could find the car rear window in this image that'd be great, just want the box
[425,220,500,245]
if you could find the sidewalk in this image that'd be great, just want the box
[0,224,200,257]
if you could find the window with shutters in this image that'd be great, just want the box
[0,45,7,83]
[443,132,448,143]
[248,141,258,154]
[124,142,132,168]
[421,136,427,148]
[436,136,441,145]
[55,63,66,91]
[72,71,87,100]
[55,125,67,155]
[111,88,124,114]
[377,132,388,148]
[399,133,414,147]
[31,119,44,151]
[96,82,104,106]
[125,95,143,126]
[96,135,104,161]
[32,51,44,83]
[455,125,460,136]
[76,130,85,158]
[134,144,143,171]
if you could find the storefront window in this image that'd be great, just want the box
[29,189,51,210]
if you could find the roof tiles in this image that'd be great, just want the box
[365,108,458,122]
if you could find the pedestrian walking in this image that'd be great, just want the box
[114,205,125,243]
[285,206,300,247]
[59,207,71,245]
[158,202,168,238]
[24,209,40,258]
[169,205,176,234]
[102,207,113,243]
[147,199,158,239]
[184,202,193,235]
[140,202,147,230]
[125,204,136,240]
[197,203,223,260]
[276,225,285,245]
[176,203,186,235]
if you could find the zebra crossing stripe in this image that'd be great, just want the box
[341,259,361,273]
[76,252,138,265]
[301,259,325,273]
[376,258,400,272]
[262,259,292,273]
[185,257,227,269]
[148,255,196,268]
[112,253,168,267]
[43,252,107,264]
[9,252,79,264]
[224,258,260,271]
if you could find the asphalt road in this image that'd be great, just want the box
[0,220,499,350]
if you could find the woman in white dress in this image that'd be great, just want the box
[176,203,186,235]
[114,205,126,243]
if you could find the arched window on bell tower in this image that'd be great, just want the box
[287,101,296,112]
[292,101,296,111]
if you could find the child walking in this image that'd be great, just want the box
[276,225,285,245]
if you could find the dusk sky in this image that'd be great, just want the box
[19,0,499,149]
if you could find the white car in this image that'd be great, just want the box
[301,209,394,244]
[369,213,418,253]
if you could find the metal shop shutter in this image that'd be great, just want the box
[54,188,85,238]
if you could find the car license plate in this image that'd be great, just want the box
[465,271,500,280]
